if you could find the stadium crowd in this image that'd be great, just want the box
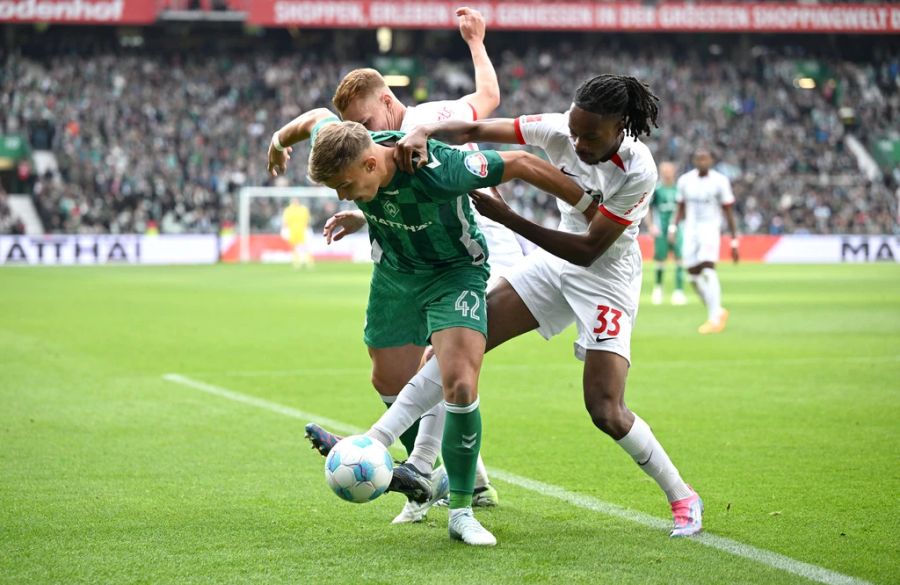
[1,33,896,235]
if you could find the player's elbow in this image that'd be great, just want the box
[478,90,500,114]
[562,241,602,267]
[575,240,609,267]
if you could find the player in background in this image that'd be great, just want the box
[320,7,516,520]
[645,162,685,305]
[267,108,591,546]
[280,198,314,269]
[308,75,705,538]
[670,149,739,334]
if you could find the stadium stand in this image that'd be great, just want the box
[1,28,896,235]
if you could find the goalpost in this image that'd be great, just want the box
[237,185,339,263]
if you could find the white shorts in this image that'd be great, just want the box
[505,248,642,364]
[482,222,526,290]
[683,224,721,267]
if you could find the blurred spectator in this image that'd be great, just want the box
[0,32,896,235]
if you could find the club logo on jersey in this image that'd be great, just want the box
[384,201,399,217]
[464,153,489,178]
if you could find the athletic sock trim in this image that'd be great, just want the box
[444,398,480,414]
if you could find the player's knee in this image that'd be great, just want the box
[370,370,402,396]
[443,378,477,406]
[584,398,630,438]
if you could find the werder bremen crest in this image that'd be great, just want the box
[384,200,399,217]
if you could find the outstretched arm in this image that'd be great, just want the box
[267,108,335,177]
[497,151,595,217]
[395,119,518,173]
[469,189,626,267]
[457,7,500,120]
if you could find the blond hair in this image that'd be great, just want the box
[308,121,373,184]
[333,68,387,115]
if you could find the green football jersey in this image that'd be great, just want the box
[310,118,504,274]
[652,183,678,226]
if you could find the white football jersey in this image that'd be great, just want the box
[675,169,735,228]
[514,111,658,265]
[400,99,479,152]
[401,99,514,239]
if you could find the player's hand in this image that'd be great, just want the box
[267,142,293,177]
[395,129,430,174]
[457,7,486,45]
[649,224,661,238]
[667,225,677,246]
[469,188,513,224]
[323,210,366,244]
[731,238,740,264]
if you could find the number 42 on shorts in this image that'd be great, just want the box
[455,290,481,320]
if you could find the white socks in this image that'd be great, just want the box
[407,402,445,473]
[616,415,692,503]
[367,357,494,487]
[367,357,444,448]
[690,268,724,322]
[701,267,723,322]
[474,455,490,489]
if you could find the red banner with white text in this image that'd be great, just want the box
[0,0,158,24]
[247,1,900,33]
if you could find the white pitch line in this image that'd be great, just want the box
[161,373,362,436]
[487,469,871,585]
[162,373,874,585]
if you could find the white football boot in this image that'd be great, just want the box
[391,465,449,524]
[448,508,497,546]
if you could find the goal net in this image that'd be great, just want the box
[228,186,370,263]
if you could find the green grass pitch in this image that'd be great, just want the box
[1,262,898,584]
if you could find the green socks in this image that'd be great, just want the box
[443,399,482,509]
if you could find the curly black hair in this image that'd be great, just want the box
[574,74,660,138]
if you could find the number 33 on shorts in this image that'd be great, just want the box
[455,290,482,320]
[594,304,622,339]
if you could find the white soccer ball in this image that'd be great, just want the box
[324,435,393,503]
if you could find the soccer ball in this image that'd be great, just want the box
[324,435,393,503]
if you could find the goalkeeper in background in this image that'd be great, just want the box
[281,198,314,269]
[647,162,686,305]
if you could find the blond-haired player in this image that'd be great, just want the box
[307,74,706,540]
[280,198,314,269]
[266,107,592,545]
[315,8,517,521]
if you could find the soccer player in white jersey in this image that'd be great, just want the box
[308,75,705,538]
[670,149,739,334]
[307,8,517,522]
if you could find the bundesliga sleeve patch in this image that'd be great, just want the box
[464,153,489,178]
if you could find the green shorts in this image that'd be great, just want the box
[364,263,489,348]
[653,225,683,262]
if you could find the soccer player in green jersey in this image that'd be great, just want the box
[646,162,686,305]
[267,108,591,546]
